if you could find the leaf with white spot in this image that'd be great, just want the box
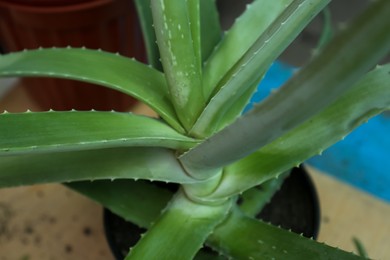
[151,0,205,131]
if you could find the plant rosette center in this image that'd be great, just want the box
[182,168,229,205]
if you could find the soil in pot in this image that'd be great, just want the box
[104,166,320,259]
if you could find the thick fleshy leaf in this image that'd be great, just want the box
[208,207,360,259]
[200,0,221,63]
[0,111,198,155]
[68,180,173,228]
[126,190,231,260]
[68,180,226,259]
[151,0,205,131]
[191,0,327,137]
[317,7,333,50]
[239,172,289,218]
[187,0,201,70]
[0,147,196,188]
[0,48,184,132]
[134,0,162,70]
[210,64,390,199]
[181,0,390,177]
[202,0,293,99]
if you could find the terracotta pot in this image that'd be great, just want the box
[103,167,320,259]
[0,0,88,7]
[0,0,145,111]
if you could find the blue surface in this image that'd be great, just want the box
[243,62,297,113]
[246,61,390,203]
[308,114,390,202]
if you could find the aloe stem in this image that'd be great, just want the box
[126,190,231,259]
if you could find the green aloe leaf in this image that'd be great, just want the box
[134,0,162,70]
[181,0,390,177]
[0,48,183,133]
[317,7,333,50]
[192,0,328,137]
[151,0,205,131]
[69,181,225,260]
[0,111,198,156]
[200,0,221,63]
[135,0,216,69]
[208,207,361,259]
[126,190,231,260]
[239,172,289,218]
[187,0,202,71]
[202,0,293,99]
[0,147,196,188]
[211,64,390,199]
[68,180,173,228]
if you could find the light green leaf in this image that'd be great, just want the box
[0,48,184,132]
[187,0,202,72]
[69,180,225,259]
[202,0,293,99]
[0,147,196,188]
[192,0,326,137]
[210,80,263,134]
[151,0,204,131]
[0,111,199,156]
[317,7,333,50]
[68,180,173,228]
[211,64,390,199]
[126,190,231,260]
[181,0,390,177]
[208,207,361,259]
[239,172,289,218]
[200,0,221,63]
[134,0,162,70]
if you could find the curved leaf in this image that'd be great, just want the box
[202,0,293,99]
[181,0,390,176]
[200,0,221,63]
[68,180,173,228]
[211,64,390,198]
[134,0,162,70]
[239,172,289,218]
[0,48,184,132]
[0,111,199,156]
[317,7,334,50]
[0,147,196,188]
[208,207,361,259]
[68,180,226,260]
[192,0,326,137]
[126,190,231,260]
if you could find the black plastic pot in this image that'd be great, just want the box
[104,166,320,259]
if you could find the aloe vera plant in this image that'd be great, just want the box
[0,0,389,259]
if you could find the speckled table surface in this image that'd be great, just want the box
[0,184,113,260]
[0,83,389,260]
[1,167,389,260]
